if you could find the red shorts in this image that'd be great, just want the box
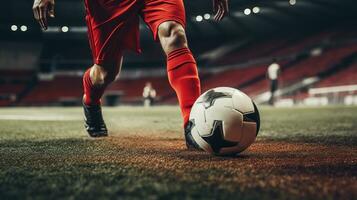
[84,0,186,65]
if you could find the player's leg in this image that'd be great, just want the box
[269,79,277,106]
[141,0,201,148]
[83,58,123,137]
[157,22,201,149]
[157,21,201,127]
[83,0,141,137]
[83,4,125,137]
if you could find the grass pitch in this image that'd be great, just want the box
[0,106,356,200]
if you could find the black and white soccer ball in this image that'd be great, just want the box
[189,87,260,155]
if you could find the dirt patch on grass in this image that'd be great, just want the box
[85,135,357,199]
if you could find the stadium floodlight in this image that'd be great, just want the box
[244,8,251,15]
[289,0,296,5]
[61,26,69,33]
[20,25,27,32]
[11,25,18,31]
[204,13,211,20]
[196,15,203,22]
[252,6,260,13]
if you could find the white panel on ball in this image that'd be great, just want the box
[232,90,255,114]
[238,121,257,150]
[189,103,212,136]
[221,109,243,142]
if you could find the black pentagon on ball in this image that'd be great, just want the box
[242,101,260,136]
[201,120,238,154]
[198,89,232,109]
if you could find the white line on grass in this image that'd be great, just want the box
[0,114,80,121]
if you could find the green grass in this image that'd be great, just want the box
[0,106,356,200]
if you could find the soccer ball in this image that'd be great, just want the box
[189,87,260,155]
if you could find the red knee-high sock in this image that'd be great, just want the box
[167,47,201,127]
[83,68,106,105]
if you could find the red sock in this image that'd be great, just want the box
[83,68,106,105]
[167,47,201,127]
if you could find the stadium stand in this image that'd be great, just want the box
[269,31,338,57]
[0,70,35,106]
[314,62,357,88]
[2,29,357,106]
[213,38,289,65]
[200,64,268,91]
[107,76,173,104]
[20,75,83,105]
[303,61,357,103]
[280,44,357,85]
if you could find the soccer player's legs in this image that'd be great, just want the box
[83,0,142,105]
[82,32,124,137]
[82,60,122,137]
[83,0,141,137]
[141,0,201,128]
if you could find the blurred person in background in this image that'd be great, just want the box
[143,82,156,107]
[267,59,280,105]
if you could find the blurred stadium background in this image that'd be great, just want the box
[1,1,357,199]
[1,0,357,107]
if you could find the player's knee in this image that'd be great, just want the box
[158,21,188,54]
[90,65,106,86]
[90,64,119,86]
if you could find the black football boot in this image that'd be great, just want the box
[184,120,201,150]
[83,102,108,137]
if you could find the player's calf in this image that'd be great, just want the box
[158,21,188,55]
